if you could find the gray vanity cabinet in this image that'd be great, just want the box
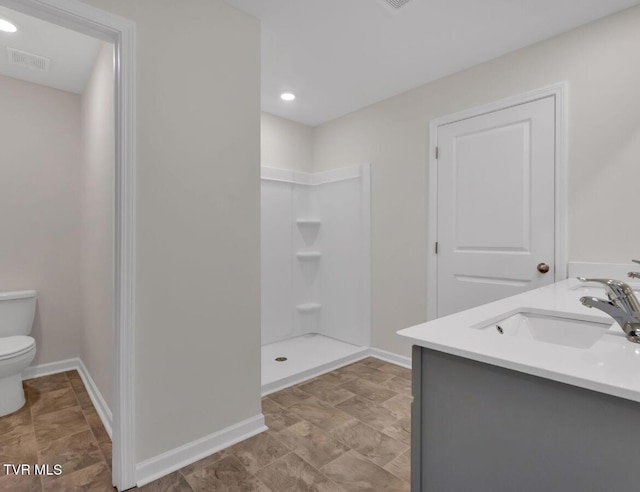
[410,346,640,491]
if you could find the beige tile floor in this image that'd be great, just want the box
[0,371,113,491]
[2,357,410,491]
[140,357,411,492]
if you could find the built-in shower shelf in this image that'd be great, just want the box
[296,252,322,260]
[296,302,322,314]
[296,219,322,227]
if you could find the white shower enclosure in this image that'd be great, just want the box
[261,164,371,392]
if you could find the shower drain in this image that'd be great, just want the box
[275,357,288,362]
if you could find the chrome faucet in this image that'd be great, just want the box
[578,277,640,343]
[629,260,640,280]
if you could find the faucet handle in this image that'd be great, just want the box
[577,278,635,301]
[578,277,627,285]
[633,259,640,265]
[629,272,640,280]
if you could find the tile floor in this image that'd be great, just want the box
[0,371,113,491]
[140,357,411,491]
[2,357,410,491]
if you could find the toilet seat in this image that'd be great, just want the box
[0,336,36,361]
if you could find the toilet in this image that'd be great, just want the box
[0,290,37,417]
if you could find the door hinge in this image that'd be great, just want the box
[435,242,438,254]
[435,146,439,159]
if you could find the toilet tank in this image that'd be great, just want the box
[0,290,37,337]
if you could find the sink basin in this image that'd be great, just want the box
[472,309,614,349]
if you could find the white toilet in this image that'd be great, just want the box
[0,290,37,417]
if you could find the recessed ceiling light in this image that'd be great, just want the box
[0,18,17,33]
[280,92,296,101]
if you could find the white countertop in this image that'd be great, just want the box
[397,278,640,402]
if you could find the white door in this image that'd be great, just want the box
[436,96,556,317]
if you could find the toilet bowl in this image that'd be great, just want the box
[0,290,37,417]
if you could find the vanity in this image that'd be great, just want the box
[397,278,640,492]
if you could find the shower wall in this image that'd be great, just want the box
[261,165,370,347]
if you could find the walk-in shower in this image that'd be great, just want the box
[261,164,371,393]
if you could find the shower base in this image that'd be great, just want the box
[262,334,368,395]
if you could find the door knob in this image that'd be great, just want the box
[537,262,550,274]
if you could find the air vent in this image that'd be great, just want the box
[7,48,51,72]
[384,0,412,8]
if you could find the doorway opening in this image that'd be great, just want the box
[0,0,136,489]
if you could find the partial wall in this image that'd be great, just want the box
[83,0,263,464]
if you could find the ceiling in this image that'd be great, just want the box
[0,6,102,94]
[225,0,640,126]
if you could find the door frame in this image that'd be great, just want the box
[0,0,138,489]
[426,83,567,321]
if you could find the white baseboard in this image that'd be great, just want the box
[135,414,267,487]
[22,358,77,380]
[75,359,113,439]
[368,348,412,369]
[22,358,112,438]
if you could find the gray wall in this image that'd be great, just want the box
[82,0,262,462]
[261,112,314,172]
[0,74,83,365]
[80,41,115,409]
